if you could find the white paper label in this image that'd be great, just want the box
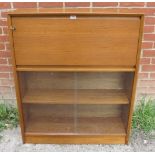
[70,15,77,20]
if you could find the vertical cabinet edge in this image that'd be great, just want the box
[7,14,26,143]
[126,15,144,144]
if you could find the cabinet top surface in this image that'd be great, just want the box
[8,8,144,16]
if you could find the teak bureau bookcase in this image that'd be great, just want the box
[8,9,144,144]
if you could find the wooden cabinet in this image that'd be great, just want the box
[8,9,144,144]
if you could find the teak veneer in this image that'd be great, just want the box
[8,8,144,144]
[22,89,129,105]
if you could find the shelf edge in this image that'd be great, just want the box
[24,134,126,144]
[16,66,135,72]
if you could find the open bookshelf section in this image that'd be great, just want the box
[24,104,127,136]
[19,71,133,137]
[25,116,126,136]
[19,72,134,105]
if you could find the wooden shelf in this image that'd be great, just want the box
[8,8,144,16]
[16,66,135,72]
[22,89,129,104]
[25,116,126,136]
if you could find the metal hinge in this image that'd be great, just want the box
[10,26,16,31]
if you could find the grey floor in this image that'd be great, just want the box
[0,127,155,152]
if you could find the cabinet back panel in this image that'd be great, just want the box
[25,104,122,118]
[21,72,126,90]
[12,16,140,66]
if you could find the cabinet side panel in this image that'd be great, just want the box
[126,15,144,144]
[7,15,25,143]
